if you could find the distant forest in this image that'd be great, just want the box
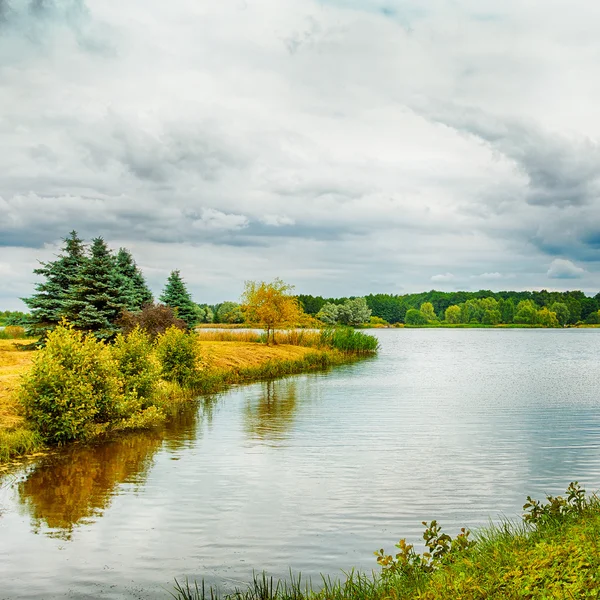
[297,291,600,326]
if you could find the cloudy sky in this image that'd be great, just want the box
[1,0,600,309]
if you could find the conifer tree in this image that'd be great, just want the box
[159,270,198,328]
[22,230,87,339]
[114,248,153,311]
[65,237,127,339]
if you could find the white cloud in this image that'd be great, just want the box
[547,259,586,279]
[1,0,600,308]
[260,215,296,227]
[191,209,249,232]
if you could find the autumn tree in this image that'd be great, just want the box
[241,278,304,344]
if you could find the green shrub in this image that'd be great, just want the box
[19,324,123,444]
[111,327,160,407]
[155,326,202,388]
[319,327,379,354]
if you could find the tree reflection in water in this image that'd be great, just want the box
[243,379,300,442]
[16,399,214,539]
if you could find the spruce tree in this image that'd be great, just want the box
[159,270,198,328]
[114,248,153,312]
[22,231,87,339]
[65,237,127,339]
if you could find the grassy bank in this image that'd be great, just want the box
[0,329,375,464]
[173,484,600,600]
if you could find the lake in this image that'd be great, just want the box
[1,329,600,598]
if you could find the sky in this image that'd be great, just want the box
[1,0,600,309]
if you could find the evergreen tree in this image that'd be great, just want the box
[114,248,153,311]
[159,270,197,328]
[65,237,127,339]
[22,231,87,339]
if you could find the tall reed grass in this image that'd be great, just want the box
[0,428,42,462]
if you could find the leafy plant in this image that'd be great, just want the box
[155,326,202,387]
[523,481,587,526]
[111,327,160,408]
[375,520,475,579]
[19,323,123,443]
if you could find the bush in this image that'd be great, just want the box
[319,327,379,354]
[117,303,186,339]
[0,325,27,339]
[405,308,428,326]
[20,324,123,444]
[111,327,160,408]
[370,316,389,327]
[155,326,202,388]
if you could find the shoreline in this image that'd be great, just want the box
[0,338,369,466]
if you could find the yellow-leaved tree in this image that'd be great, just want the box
[241,278,305,345]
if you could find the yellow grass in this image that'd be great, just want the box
[0,340,35,430]
[199,340,315,371]
[0,339,318,433]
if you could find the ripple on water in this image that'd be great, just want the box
[1,329,600,598]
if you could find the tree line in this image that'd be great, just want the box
[18,231,600,334]
[298,290,600,326]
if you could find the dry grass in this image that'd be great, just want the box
[199,341,315,371]
[0,339,317,432]
[195,330,262,343]
[0,339,35,429]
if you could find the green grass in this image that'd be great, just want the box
[172,485,600,600]
[0,427,43,462]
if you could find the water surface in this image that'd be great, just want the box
[1,329,600,598]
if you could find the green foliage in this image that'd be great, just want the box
[111,328,160,404]
[420,302,437,322]
[550,302,570,326]
[444,305,461,324]
[155,326,202,387]
[375,521,475,579]
[0,428,43,462]
[214,301,245,324]
[316,302,339,325]
[523,482,587,526]
[513,300,538,324]
[173,483,600,600]
[114,248,153,311]
[337,297,372,326]
[317,298,371,326]
[20,324,123,444]
[405,308,428,326]
[118,303,186,339]
[22,230,87,339]
[64,237,127,340]
[300,289,598,327]
[0,310,29,326]
[319,327,379,354]
[160,271,198,328]
[369,316,389,327]
[535,306,559,327]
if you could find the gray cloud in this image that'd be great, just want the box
[422,106,600,208]
[1,0,600,308]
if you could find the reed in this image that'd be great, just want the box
[0,427,42,462]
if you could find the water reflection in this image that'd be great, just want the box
[243,380,299,442]
[16,400,211,539]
